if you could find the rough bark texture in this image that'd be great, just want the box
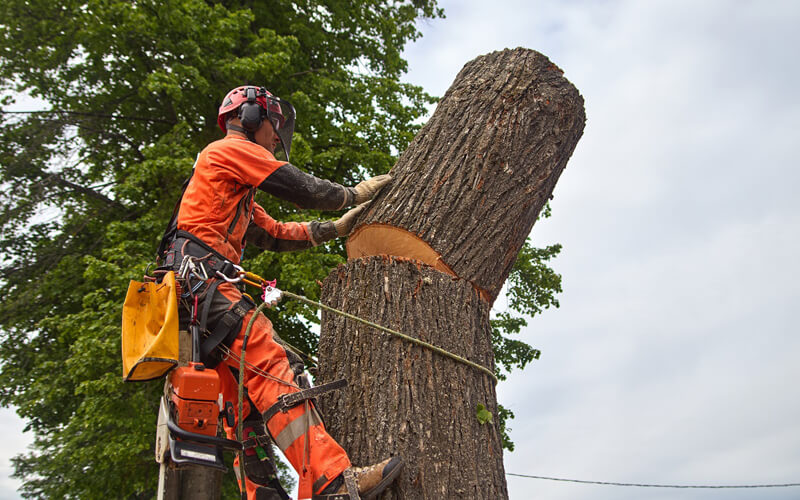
[349,48,585,304]
[318,48,584,500]
[158,464,223,500]
[318,257,505,499]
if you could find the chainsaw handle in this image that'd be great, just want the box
[167,416,242,451]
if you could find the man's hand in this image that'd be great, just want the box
[334,203,367,237]
[353,174,392,204]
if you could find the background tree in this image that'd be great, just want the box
[0,1,560,498]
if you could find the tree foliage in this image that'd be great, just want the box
[0,0,559,497]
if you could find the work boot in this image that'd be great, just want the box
[314,456,404,500]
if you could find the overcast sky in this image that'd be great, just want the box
[2,1,799,499]
[400,0,800,499]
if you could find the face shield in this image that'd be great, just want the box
[264,95,296,161]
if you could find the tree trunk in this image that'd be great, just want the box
[158,462,223,500]
[348,48,585,304]
[319,257,505,499]
[318,48,584,499]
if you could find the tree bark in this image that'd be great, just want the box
[348,48,585,304]
[158,462,223,500]
[318,257,505,499]
[318,48,584,499]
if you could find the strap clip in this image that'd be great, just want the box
[216,261,244,283]
[241,433,272,451]
[262,379,347,423]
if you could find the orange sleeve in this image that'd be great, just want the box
[251,203,311,241]
[209,136,287,187]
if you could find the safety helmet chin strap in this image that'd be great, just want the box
[226,123,257,144]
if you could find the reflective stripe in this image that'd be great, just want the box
[274,408,323,451]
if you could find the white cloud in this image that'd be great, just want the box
[0,408,31,500]
[405,0,800,498]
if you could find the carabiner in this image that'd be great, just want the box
[177,255,195,279]
[216,263,245,283]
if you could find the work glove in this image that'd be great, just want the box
[353,174,392,204]
[334,203,368,237]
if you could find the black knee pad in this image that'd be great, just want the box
[255,485,289,500]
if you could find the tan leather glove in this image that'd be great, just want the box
[353,174,392,204]
[334,203,367,237]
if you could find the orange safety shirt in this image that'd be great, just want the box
[177,135,311,263]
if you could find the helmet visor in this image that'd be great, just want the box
[265,96,295,161]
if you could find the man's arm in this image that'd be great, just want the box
[258,163,356,210]
[246,202,366,251]
[245,203,320,252]
[259,164,391,210]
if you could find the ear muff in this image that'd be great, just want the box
[238,87,263,132]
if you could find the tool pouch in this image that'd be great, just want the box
[121,271,180,381]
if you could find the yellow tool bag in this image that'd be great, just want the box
[121,271,180,382]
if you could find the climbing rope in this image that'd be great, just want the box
[241,271,498,384]
[218,344,301,387]
[235,301,273,497]
[230,269,498,492]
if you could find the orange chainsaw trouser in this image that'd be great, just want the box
[212,280,350,499]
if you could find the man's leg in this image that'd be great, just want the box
[216,364,289,499]
[215,293,350,499]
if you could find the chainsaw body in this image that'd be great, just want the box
[155,332,241,471]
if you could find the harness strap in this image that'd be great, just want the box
[261,379,347,423]
[199,279,222,332]
[310,469,358,500]
[200,296,253,364]
[241,432,272,451]
[156,171,195,261]
[175,231,242,281]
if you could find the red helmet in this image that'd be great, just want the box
[217,86,296,160]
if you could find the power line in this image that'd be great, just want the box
[505,473,800,489]
[0,109,175,124]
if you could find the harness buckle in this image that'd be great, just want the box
[262,379,348,423]
[216,261,244,283]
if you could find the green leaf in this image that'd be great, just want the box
[476,403,493,425]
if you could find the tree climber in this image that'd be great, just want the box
[157,86,402,499]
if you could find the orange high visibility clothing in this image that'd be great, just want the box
[213,281,350,499]
[173,135,353,498]
[177,135,312,263]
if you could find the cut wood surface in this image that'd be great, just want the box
[348,47,585,304]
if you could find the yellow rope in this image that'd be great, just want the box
[236,301,267,491]
[243,271,498,384]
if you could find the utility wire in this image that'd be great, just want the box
[505,473,800,489]
[0,109,175,124]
